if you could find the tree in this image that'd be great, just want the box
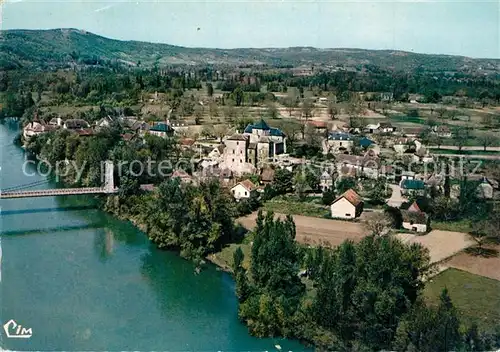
[327,101,338,120]
[206,83,214,97]
[479,133,497,151]
[239,212,305,336]
[293,172,309,201]
[194,104,203,124]
[336,177,356,194]
[435,106,447,119]
[384,206,403,229]
[301,98,314,121]
[231,86,244,106]
[233,246,245,272]
[482,114,493,127]
[436,288,462,351]
[284,88,299,117]
[209,102,219,119]
[368,178,388,205]
[363,212,391,236]
[266,101,279,119]
[452,126,469,152]
[214,124,230,143]
[322,188,336,205]
[312,235,431,349]
[273,168,293,195]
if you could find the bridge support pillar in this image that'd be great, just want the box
[103,160,115,193]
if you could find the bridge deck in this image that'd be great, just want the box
[0,187,110,199]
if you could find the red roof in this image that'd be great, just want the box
[307,120,327,128]
[408,201,421,213]
[237,179,257,192]
[180,138,195,146]
[332,189,362,207]
[76,128,94,136]
[172,169,192,179]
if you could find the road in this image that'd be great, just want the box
[430,153,500,160]
[428,146,500,151]
[386,184,406,208]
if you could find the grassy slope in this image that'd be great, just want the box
[424,268,500,330]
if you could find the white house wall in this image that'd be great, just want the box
[330,197,356,219]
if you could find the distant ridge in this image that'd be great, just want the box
[1,28,499,72]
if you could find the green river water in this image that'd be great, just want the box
[0,122,308,351]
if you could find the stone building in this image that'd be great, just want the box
[221,119,286,175]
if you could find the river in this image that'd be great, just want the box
[0,122,307,351]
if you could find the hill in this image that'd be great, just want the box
[1,28,499,73]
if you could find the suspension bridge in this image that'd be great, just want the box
[0,161,117,199]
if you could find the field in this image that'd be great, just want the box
[444,244,500,281]
[262,200,330,218]
[431,220,473,233]
[236,213,475,264]
[236,212,366,247]
[424,268,500,330]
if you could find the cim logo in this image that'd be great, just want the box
[3,319,33,339]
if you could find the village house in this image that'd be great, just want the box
[260,166,275,185]
[401,210,429,233]
[379,122,395,133]
[380,92,394,102]
[401,127,424,138]
[208,144,225,160]
[474,177,496,199]
[364,123,380,134]
[61,118,94,137]
[400,179,426,196]
[359,137,375,149]
[307,120,328,134]
[323,131,354,154]
[23,120,58,140]
[336,152,381,179]
[319,171,334,191]
[95,116,115,129]
[48,117,63,126]
[230,179,257,200]
[171,169,194,184]
[330,189,363,219]
[64,119,90,130]
[148,122,175,138]
[432,125,452,138]
[408,94,424,104]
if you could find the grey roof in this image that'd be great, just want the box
[227,134,248,141]
[328,132,352,141]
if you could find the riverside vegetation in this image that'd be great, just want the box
[21,125,500,351]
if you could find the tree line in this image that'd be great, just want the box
[233,210,500,350]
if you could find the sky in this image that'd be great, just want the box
[1,0,499,58]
